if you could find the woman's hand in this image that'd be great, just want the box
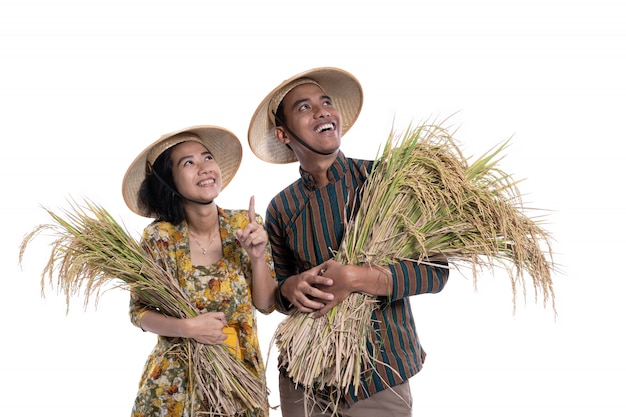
[236,196,268,260]
[184,311,228,345]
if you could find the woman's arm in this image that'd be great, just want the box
[139,309,229,345]
[236,197,277,313]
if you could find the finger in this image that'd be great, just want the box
[309,262,327,276]
[314,302,335,318]
[296,297,325,312]
[297,286,330,307]
[292,300,315,313]
[308,286,334,301]
[248,195,256,223]
[307,272,333,287]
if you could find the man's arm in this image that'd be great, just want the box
[309,258,450,317]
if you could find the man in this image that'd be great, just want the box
[248,67,449,416]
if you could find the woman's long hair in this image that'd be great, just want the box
[138,146,187,224]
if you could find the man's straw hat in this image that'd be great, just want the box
[248,67,363,164]
[122,125,242,217]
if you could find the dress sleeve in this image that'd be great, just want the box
[128,223,161,330]
[129,289,152,330]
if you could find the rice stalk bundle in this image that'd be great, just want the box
[19,199,267,417]
[273,121,556,401]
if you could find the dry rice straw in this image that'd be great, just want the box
[19,200,268,417]
[273,121,556,408]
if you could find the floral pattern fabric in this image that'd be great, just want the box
[129,207,275,417]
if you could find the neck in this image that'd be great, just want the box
[300,153,338,187]
[185,203,219,234]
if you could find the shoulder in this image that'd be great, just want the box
[341,156,373,184]
[346,156,374,172]
[268,178,304,210]
[142,220,181,243]
[219,207,252,229]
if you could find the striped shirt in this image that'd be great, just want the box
[265,151,449,407]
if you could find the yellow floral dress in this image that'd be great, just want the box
[129,207,275,417]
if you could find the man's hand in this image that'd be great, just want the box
[309,260,393,317]
[310,260,357,317]
[280,264,334,313]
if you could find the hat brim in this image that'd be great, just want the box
[248,67,363,164]
[122,125,242,217]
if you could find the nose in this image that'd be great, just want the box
[199,159,214,174]
[314,105,330,118]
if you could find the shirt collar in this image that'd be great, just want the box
[300,151,348,190]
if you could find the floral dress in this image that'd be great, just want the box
[129,207,275,417]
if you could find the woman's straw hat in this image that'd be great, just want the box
[248,67,363,164]
[122,125,242,217]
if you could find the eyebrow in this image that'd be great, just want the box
[290,94,332,110]
[175,150,212,167]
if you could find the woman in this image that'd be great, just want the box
[121,125,276,416]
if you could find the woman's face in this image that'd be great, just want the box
[170,141,222,204]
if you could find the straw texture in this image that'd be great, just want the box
[19,200,268,417]
[273,121,556,411]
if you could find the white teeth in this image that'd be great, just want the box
[315,123,334,133]
[199,179,215,186]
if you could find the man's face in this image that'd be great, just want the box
[279,83,343,158]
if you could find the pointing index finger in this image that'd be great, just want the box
[248,196,256,223]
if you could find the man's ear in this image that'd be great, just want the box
[274,126,290,144]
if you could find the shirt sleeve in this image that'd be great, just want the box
[384,259,450,302]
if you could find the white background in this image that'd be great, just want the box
[2,0,624,416]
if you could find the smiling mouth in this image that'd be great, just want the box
[315,123,335,133]
[198,179,215,186]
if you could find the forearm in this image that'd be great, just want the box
[349,264,393,297]
[274,277,295,314]
[250,257,277,312]
[139,310,189,338]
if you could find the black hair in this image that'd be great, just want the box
[274,100,297,153]
[138,146,187,224]
[274,101,286,128]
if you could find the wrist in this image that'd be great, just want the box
[276,279,294,312]
[353,265,391,296]
[178,317,191,339]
